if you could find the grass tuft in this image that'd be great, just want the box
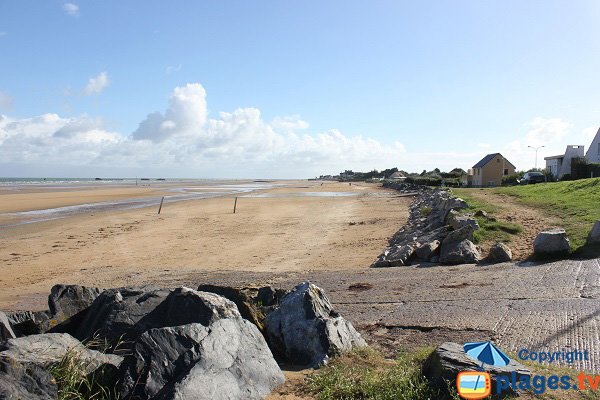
[305,347,450,400]
[49,335,127,400]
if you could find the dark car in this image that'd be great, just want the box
[520,171,546,184]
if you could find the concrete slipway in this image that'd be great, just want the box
[181,257,600,372]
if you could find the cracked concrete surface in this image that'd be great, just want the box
[165,257,600,371]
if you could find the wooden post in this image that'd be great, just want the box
[233,197,238,214]
[158,196,164,214]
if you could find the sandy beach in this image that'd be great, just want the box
[0,180,410,310]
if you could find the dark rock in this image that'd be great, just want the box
[194,285,288,337]
[0,358,58,400]
[7,311,51,336]
[487,242,513,263]
[76,287,238,344]
[371,260,391,268]
[533,228,570,256]
[446,210,480,231]
[415,240,441,261]
[48,284,101,333]
[587,221,600,245]
[423,342,530,396]
[474,210,488,218]
[440,239,480,265]
[443,225,475,243]
[0,311,16,342]
[119,320,284,400]
[266,282,366,367]
[387,243,417,266]
[0,333,122,374]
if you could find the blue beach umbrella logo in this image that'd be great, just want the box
[464,341,511,367]
[457,342,510,399]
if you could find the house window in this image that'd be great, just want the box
[503,169,509,176]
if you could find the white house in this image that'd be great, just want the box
[586,128,600,164]
[544,145,585,179]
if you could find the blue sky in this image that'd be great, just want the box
[1,1,599,178]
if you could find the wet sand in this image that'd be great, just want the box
[0,181,410,310]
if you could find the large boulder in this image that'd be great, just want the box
[423,342,530,396]
[440,240,481,264]
[48,284,101,333]
[533,228,570,256]
[444,224,475,243]
[486,242,513,263]
[0,358,57,400]
[446,210,480,231]
[266,282,366,367]
[439,225,480,264]
[6,311,52,337]
[0,311,16,342]
[387,243,417,266]
[196,284,286,334]
[76,287,239,344]
[118,320,284,400]
[587,221,600,245]
[0,333,122,374]
[415,240,441,261]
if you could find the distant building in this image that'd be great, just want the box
[544,145,585,179]
[586,128,600,164]
[470,153,516,187]
[388,171,407,180]
[339,170,354,180]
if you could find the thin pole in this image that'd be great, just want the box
[528,145,545,169]
[233,197,238,214]
[158,196,164,214]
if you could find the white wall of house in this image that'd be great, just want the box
[545,145,584,178]
[561,145,585,176]
[545,157,562,178]
[586,128,600,164]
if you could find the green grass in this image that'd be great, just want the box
[452,188,523,245]
[472,219,523,244]
[305,347,600,400]
[496,178,600,253]
[49,336,126,400]
[305,347,456,400]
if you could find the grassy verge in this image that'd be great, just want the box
[305,347,457,400]
[495,178,600,254]
[452,188,523,245]
[305,347,600,400]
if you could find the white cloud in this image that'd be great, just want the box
[0,91,13,110]
[501,117,578,170]
[524,117,570,147]
[84,72,109,95]
[7,84,593,178]
[0,83,412,178]
[165,64,182,74]
[63,3,79,16]
[133,83,207,142]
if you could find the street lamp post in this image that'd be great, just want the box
[528,145,545,169]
